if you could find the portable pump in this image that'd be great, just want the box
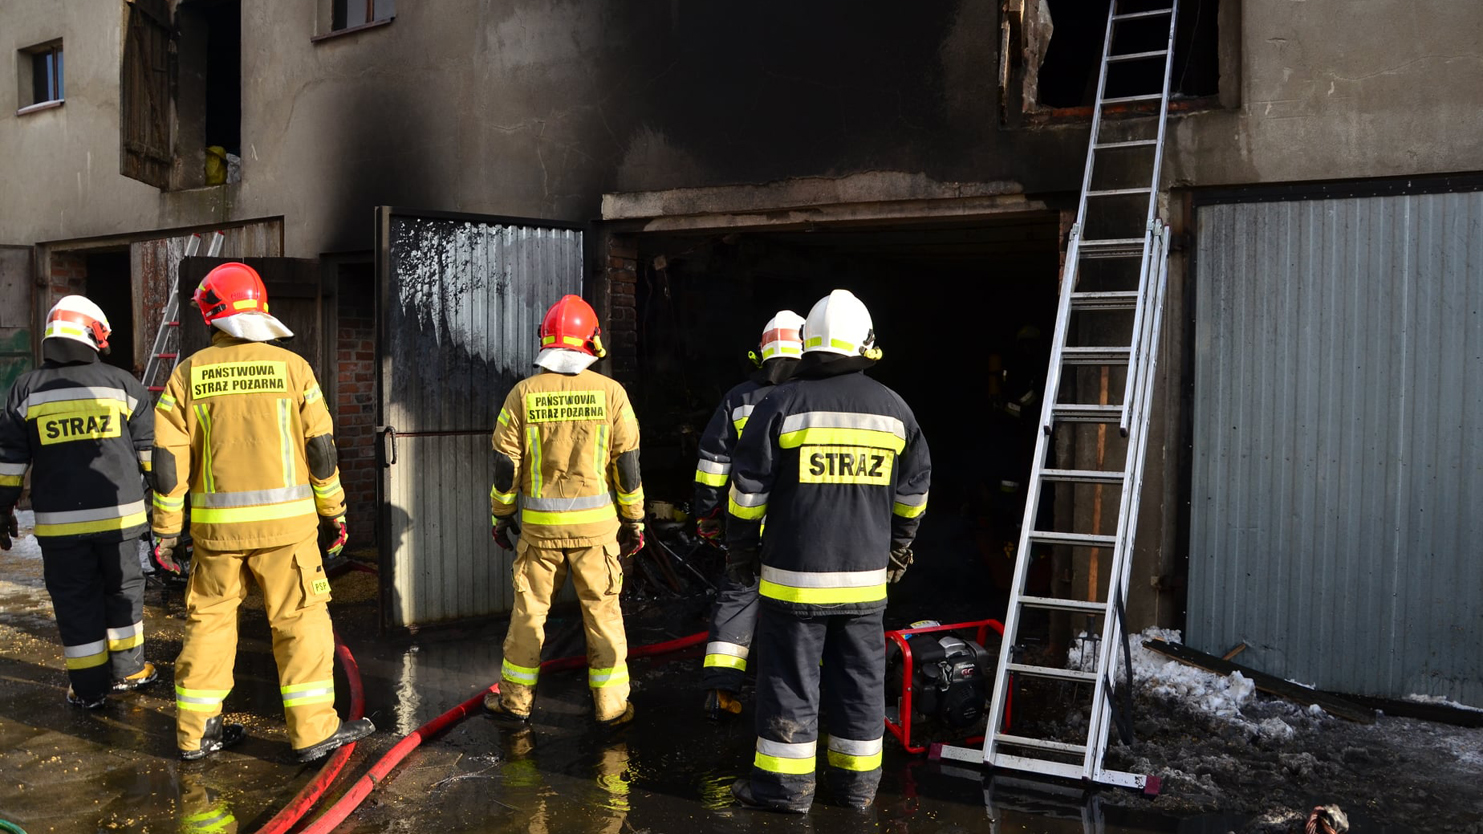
[884,619,1004,754]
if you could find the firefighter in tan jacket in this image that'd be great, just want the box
[152,263,374,761]
[484,295,645,730]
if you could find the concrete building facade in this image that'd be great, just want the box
[2,0,1479,701]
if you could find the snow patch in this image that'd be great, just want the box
[1070,627,1258,720]
[1405,693,1483,713]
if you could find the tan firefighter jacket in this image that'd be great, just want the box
[152,333,346,550]
[490,368,643,548]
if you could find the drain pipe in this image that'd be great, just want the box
[252,635,366,834]
[294,631,708,833]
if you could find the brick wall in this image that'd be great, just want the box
[606,235,638,386]
[335,278,378,548]
[48,252,88,305]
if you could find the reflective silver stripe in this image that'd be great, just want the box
[64,639,109,658]
[893,491,928,507]
[731,404,755,424]
[827,735,883,755]
[107,622,143,641]
[779,410,905,439]
[696,458,731,476]
[190,485,312,508]
[757,738,816,758]
[35,500,147,525]
[137,450,153,464]
[278,398,294,489]
[728,485,769,508]
[706,641,749,660]
[521,493,612,512]
[22,386,138,414]
[761,565,888,588]
[0,462,26,476]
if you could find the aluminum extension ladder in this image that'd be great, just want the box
[141,230,224,396]
[935,0,1177,790]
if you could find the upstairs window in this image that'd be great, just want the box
[333,0,395,31]
[18,40,64,114]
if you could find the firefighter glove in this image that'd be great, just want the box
[492,518,515,551]
[696,508,722,543]
[153,536,182,575]
[618,521,645,558]
[0,506,16,551]
[319,514,348,558]
[887,547,913,584]
[725,546,760,586]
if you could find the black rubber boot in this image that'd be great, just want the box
[703,689,743,721]
[482,693,532,731]
[113,661,158,692]
[597,702,635,737]
[731,779,810,814]
[293,717,376,763]
[180,716,247,761]
[65,686,107,710]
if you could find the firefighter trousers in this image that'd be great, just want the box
[498,537,630,722]
[701,572,758,692]
[40,536,147,700]
[749,605,885,811]
[174,532,339,752]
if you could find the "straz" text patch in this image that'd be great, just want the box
[798,445,894,485]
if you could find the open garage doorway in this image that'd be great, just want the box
[615,212,1064,627]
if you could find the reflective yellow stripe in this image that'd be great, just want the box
[281,679,335,707]
[589,663,629,688]
[827,749,883,771]
[190,498,316,525]
[695,469,727,487]
[616,486,644,506]
[156,393,176,411]
[184,807,237,832]
[278,399,294,488]
[754,751,816,775]
[733,417,749,434]
[758,580,887,605]
[779,427,905,454]
[108,634,144,652]
[35,511,147,537]
[303,384,323,404]
[892,501,927,518]
[727,493,767,520]
[65,651,110,670]
[593,424,608,491]
[196,404,216,493]
[521,505,615,526]
[804,336,855,353]
[0,474,22,487]
[498,408,512,426]
[502,658,539,685]
[703,654,747,671]
[313,478,342,498]
[490,485,517,505]
[176,684,230,712]
[527,426,543,498]
[152,493,185,510]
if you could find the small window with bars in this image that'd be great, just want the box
[18,40,64,114]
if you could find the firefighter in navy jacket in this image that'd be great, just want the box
[0,296,157,708]
[725,289,930,812]
[693,310,803,718]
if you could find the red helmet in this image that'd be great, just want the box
[194,262,270,327]
[540,294,606,358]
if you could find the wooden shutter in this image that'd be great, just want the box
[120,0,172,189]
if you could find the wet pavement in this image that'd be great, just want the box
[0,516,1229,834]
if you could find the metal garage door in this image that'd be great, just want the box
[376,208,584,629]
[1190,191,1483,705]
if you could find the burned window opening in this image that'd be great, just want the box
[1032,0,1220,110]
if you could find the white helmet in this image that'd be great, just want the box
[802,289,880,360]
[44,295,111,352]
[759,310,805,362]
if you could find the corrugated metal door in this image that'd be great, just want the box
[376,208,584,629]
[1191,193,1483,705]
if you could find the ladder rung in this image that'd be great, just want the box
[154,353,179,360]
[1062,346,1131,365]
[1080,236,1145,249]
[1112,8,1174,20]
[990,753,1087,782]
[165,321,180,327]
[1017,595,1108,614]
[1093,139,1159,150]
[1106,50,1169,63]
[147,386,165,393]
[1101,93,1162,105]
[1071,291,1139,311]
[1039,468,1126,485]
[995,733,1088,756]
[1006,662,1098,683]
[1086,187,1152,197]
[1029,530,1118,548]
[1050,403,1124,423]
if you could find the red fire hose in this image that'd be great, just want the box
[253,636,366,834]
[291,631,708,833]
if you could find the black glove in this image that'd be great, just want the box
[724,546,760,586]
[153,535,182,575]
[492,518,515,551]
[318,514,348,558]
[887,547,913,584]
[618,521,645,558]
[0,506,16,551]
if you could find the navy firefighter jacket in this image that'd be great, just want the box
[725,358,930,615]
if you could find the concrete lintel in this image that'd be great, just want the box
[603,172,1036,232]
